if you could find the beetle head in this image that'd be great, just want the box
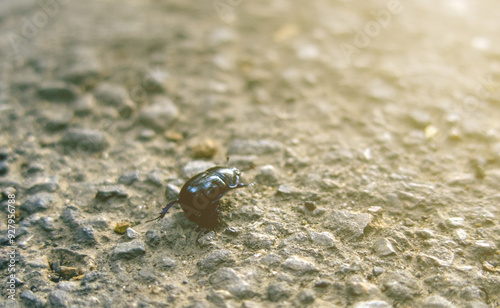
[215,167,241,188]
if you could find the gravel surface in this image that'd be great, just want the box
[1,0,500,307]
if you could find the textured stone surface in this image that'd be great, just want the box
[324,210,373,239]
[209,268,256,299]
[20,193,55,214]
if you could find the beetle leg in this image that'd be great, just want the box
[181,203,201,220]
[206,182,254,218]
[207,188,232,218]
[209,199,222,218]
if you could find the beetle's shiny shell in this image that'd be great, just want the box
[177,167,241,228]
[153,166,250,228]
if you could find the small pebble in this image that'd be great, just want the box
[138,267,157,282]
[241,300,263,308]
[146,169,164,187]
[59,47,103,86]
[1,186,16,199]
[209,268,255,299]
[87,217,108,229]
[74,94,96,116]
[310,231,336,248]
[126,228,139,239]
[244,232,275,250]
[373,267,384,276]
[465,301,489,308]
[118,171,139,185]
[48,290,70,307]
[460,285,484,301]
[27,257,49,268]
[59,266,81,280]
[26,162,44,174]
[38,216,56,231]
[94,83,135,118]
[207,289,233,307]
[0,161,9,176]
[314,280,331,289]
[381,271,421,301]
[0,148,8,161]
[418,247,454,267]
[114,222,131,234]
[21,193,55,214]
[192,139,218,159]
[482,261,500,273]
[304,201,316,211]
[415,229,434,239]
[373,238,396,256]
[74,226,97,245]
[297,289,315,305]
[198,231,216,247]
[164,130,183,141]
[164,183,180,201]
[61,128,109,153]
[260,254,282,269]
[282,256,318,275]
[404,218,415,226]
[267,282,291,302]
[324,210,373,239]
[223,227,240,236]
[347,276,380,296]
[44,111,72,132]
[81,271,104,285]
[160,257,176,269]
[95,185,128,201]
[408,110,432,129]
[145,229,161,246]
[447,173,475,186]
[353,300,392,308]
[21,290,46,308]
[138,96,179,131]
[113,240,146,259]
[367,206,382,213]
[276,184,302,197]
[474,240,496,255]
[445,217,465,228]
[38,82,79,102]
[60,206,81,228]
[255,165,280,186]
[468,207,495,224]
[138,129,156,141]
[27,178,59,194]
[419,295,455,308]
[198,250,235,271]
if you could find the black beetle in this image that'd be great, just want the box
[151,166,253,228]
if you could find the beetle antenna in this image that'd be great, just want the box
[144,216,160,224]
[240,165,255,172]
[226,156,230,166]
[145,200,178,223]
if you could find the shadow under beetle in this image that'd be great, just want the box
[151,166,253,229]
